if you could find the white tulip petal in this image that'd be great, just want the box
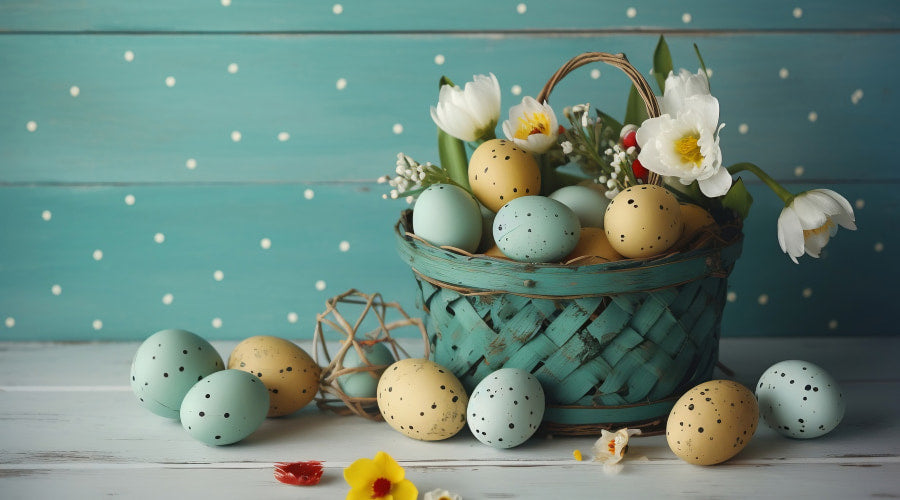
[777,207,805,264]
[697,166,733,197]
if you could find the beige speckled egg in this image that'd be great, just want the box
[228,336,320,417]
[675,203,717,248]
[604,185,683,259]
[377,358,468,441]
[564,227,623,265]
[666,380,759,465]
[468,138,541,212]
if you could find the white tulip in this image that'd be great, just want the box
[501,96,559,154]
[430,73,501,142]
[777,189,857,264]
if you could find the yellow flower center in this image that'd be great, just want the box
[674,134,704,166]
[514,112,551,139]
[803,219,835,238]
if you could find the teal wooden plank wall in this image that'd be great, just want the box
[1,1,897,341]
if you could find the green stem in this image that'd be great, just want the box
[727,162,793,204]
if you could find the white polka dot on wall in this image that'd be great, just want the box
[794,166,805,177]
[213,270,224,281]
[124,50,135,62]
[260,238,272,250]
[227,63,239,74]
[41,210,52,221]
[231,131,242,142]
[851,89,864,105]
[393,123,404,135]
[212,317,223,328]
[162,293,174,305]
[26,121,37,132]
[874,242,884,253]
[304,188,315,200]
[315,280,327,291]
[828,319,838,330]
[758,294,769,306]
[855,199,865,210]
[626,7,637,18]
[511,85,522,96]
[682,12,692,23]
[154,233,165,244]
[51,284,62,296]
[186,158,197,170]
[221,0,231,6]
[125,194,136,206]
[738,123,749,135]
[802,287,813,298]
[332,3,343,14]
[336,78,347,90]
[793,7,803,18]
[165,76,176,88]
[92,319,103,331]
[287,312,299,324]
[516,3,527,14]
[590,69,601,80]
[779,68,790,79]
[434,54,445,65]
[69,86,80,97]
[705,68,713,78]
[808,111,818,123]
[278,132,290,142]
[4,317,14,328]
[92,249,103,261]
[339,241,350,252]
[727,291,738,303]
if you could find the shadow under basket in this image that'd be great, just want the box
[395,210,743,435]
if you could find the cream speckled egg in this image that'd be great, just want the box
[666,380,758,465]
[564,227,623,265]
[377,358,468,441]
[469,139,541,212]
[604,185,683,258]
[675,203,717,248]
[228,336,320,417]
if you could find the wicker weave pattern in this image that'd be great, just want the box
[417,273,728,409]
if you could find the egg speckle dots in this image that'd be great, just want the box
[130,329,224,419]
[377,358,468,441]
[493,195,581,262]
[604,185,683,259]
[756,360,845,439]
[180,369,270,446]
[227,336,320,417]
[468,139,541,212]
[467,368,545,449]
[666,380,758,465]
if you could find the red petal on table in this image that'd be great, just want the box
[273,460,324,486]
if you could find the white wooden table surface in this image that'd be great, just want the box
[1,337,898,499]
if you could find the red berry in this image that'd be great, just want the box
[622,130,638,149]
[632,158,649,181]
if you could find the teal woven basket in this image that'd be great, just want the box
[395,209,742,435]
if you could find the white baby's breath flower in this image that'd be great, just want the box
[777,189,857,264]
[502,96,559,154]
[561,141,574,155]
[423,489,462,500]
[430,73,501,142]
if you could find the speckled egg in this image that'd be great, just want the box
[337,341,396,399]
[563,227,623,265]
[227,336,320,417]
[467,368,545,449]
[180,369,270,446]
[468,139,541,212]
[493,196,581,262]
[130,329,224,419]
[756,360,845,439]
[675,203,717,248]
[549,185,610,228]
[604,185,683,259]
[413,183,483,253]
[666,380,759,465]
[377,358,468,441]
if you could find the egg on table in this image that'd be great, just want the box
[755,360,845,439]
[666,380,759,465]
[412,183,483,253]
[493,195,581,262]
[377,358,468,441]
[604,185,683,259]
[180,369,270,446]
[130,329,224,419]
[468,138,541,212]
[228,336,320,417]
[467,368,545,449]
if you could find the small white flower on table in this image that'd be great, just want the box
[423,488,462,500]
[592,428,641,473]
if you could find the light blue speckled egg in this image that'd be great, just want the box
[756,360,845,439]
[412,183,482,253]
[130,329,224,419]
[493,196,581,262]
[180,369,270,446]
[337,342,396,398]
[549,185,610,228]
[467,368,545,449]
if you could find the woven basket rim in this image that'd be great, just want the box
[395,209,743,298]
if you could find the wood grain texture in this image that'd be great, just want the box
[1,0,896,32]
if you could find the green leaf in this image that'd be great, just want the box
[652,35,674,94]
[436,76,470,191]
[721,177,754,219]
[595,109,623,138]
[693,43,710,92]
[624,84,649,127]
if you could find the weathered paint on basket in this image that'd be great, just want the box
[396,211,742,433]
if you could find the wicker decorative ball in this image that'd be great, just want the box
[313,289,427,420]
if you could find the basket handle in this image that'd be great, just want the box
[536,52,662,185]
